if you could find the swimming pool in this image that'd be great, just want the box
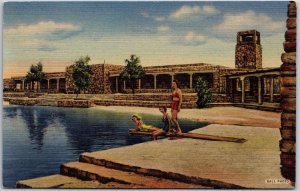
[2,105,207,188]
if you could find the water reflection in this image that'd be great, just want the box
[4,106,207,154]
[3,106,19,118]
[57,109,147,154]
[18,107,54,150]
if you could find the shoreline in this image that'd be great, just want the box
[91,105,280,128]
[3,101,280,129]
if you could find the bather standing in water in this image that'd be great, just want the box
[131,114,165,140]
[171,80,182,134]
[159,107,172,134]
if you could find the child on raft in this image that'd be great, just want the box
[131,114,165,140]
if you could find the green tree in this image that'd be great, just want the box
[72,55,92,98]
[25,62,45,92]
[195,77,212,108]
[120,55,145,94]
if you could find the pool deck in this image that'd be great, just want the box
[80,124,292,189]
[16,106,292,188]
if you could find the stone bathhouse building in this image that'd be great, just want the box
[5,30,281,105]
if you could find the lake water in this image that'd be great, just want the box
[2,105,207,188]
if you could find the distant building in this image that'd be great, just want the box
[4,30,280,105]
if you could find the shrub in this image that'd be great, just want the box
[195,77,212,108]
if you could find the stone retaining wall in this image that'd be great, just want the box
[113,94,197,102]
[113,93,229,103]
[57,99,94,108]
[122,89,195,94]
[8,98,42,106]
[212,94,231,103]
[3,93,27,98]
[94,99,196,109]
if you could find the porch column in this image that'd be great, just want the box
[116,77,118,93]
[171,74,174,82]
[270,77,274,102]
[38,81,41,91]
[153,74,157,89]
[138,79,141,89]
[56,78,60,92]
[47,79,50,90]
[123,80,126,89]
[189,73,193,89]
[241,77,245,103]
[258,76,262,105]
[22,80,25,90]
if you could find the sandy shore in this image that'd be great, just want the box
[91,106,280,128]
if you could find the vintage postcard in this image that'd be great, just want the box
[2,1,296,189]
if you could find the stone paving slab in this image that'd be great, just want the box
[81,124,293,189]
[16,174,146,188]
[61,162,208,188]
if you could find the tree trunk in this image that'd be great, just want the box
[37,81,39,92]
[76,88,80,98]
[131,80,135,94]
[32,81,35,92]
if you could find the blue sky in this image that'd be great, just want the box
[3,1,288,78]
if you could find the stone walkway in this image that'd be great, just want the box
[81,124,293,188]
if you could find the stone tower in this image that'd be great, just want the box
[235,30,262,69]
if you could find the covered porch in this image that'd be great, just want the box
[109,71,215,93]
[11,77,66,93]
[226,68,280,105]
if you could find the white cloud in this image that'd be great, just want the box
[170,5,219,19]
[154,16,166,22]
[5,20,81,35]
[4,20,82,53]
[157,26,170,32]
[202,6,219,15]
[159,31,207,46]
[183,31,206,45]
[170,5,201,19]
[213,10,284,35]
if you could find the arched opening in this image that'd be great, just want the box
[156,74,172,89]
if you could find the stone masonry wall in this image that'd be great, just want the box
[65,64,122,94]
[256,45,263,69]
[89,64,105,94]
[235,30,262,69]
[145,63,226,73]
[65,66,75,93]
[279,1,296,183]
[104,64,124,93]
[109,63,227,76]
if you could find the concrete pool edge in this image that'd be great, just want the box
[78,153,246,189]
